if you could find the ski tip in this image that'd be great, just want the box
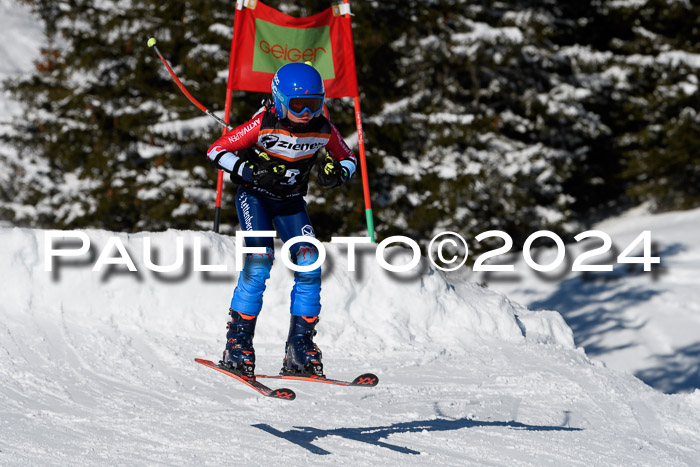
[350,373,379,387]
[147,37,157,47]
[270,388,296,400]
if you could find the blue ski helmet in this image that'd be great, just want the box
[271,62,325,119]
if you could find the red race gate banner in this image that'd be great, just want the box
[228,0,359,98]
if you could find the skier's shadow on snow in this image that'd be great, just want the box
[253,417,582,456]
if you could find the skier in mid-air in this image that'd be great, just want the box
[206,62,357,379]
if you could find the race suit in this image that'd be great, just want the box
[206,106,357,317]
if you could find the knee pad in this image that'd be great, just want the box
[242,247,275,279]
[248,246,275,264]
[295,245,321,270]
[290,245,322,316]
[295,245,321,277]
[232,247,275,316]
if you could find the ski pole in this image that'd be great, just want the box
[147,37,233,131]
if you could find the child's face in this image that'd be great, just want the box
[287,110,313,125]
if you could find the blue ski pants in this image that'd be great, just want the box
[231,186,322,317]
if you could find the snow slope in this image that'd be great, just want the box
[1,227,699,465]
[484,206,700,394]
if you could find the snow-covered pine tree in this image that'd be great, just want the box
[604,0,700,211]
[360,0,699,250]
[2,0,262,231]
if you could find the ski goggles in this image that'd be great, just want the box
[286,96,324,116]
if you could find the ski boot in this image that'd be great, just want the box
[281,315,324,377]
[221,309,257,379]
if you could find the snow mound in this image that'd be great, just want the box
[0,227,573,354]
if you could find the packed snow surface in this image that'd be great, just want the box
[1,227,699,465]
[485,206,700,394]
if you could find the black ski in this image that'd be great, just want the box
[256,372,379,387]
[195,358,296,400]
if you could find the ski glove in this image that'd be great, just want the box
[230,146,287,187]
[316,154,349,188]
[229,162,254,185]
